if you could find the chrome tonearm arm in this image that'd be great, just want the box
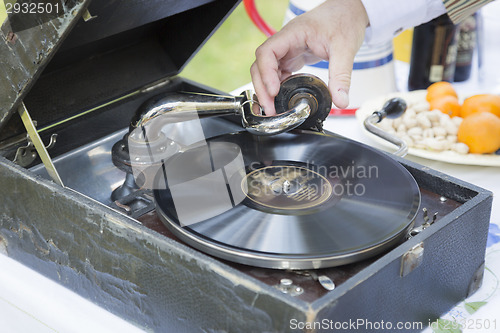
[129,74,332,141]
[129,90,311,141]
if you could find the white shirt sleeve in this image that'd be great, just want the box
[361,0,447,45]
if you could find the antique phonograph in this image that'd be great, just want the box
[0,1,492,332]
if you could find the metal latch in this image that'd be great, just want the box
[400,242,424,277]
[14,133,57,167]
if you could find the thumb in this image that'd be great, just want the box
[328,53,355,109]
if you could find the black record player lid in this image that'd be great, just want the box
[0,0,90,134]
[0,0,240,141]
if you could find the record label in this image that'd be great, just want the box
[242,163,339,214]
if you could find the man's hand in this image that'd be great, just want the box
[250,0,369,115]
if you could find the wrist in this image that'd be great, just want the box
[322,0,369,30]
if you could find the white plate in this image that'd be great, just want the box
[355,91,500,166]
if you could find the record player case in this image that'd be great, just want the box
[0,1,493,332]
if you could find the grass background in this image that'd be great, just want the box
[181,0,290,93]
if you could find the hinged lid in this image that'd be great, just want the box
[0,0,90,137]
[0,0,240,141]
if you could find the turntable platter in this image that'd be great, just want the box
[154,131,420,269]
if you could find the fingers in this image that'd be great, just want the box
[324,0,368,109]
[251,36,285,116]
[328,51,355,109]
[250,59,278,116]
[251,0,368,112]
[251,30,305,116]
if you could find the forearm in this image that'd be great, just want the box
[361,0,446,44]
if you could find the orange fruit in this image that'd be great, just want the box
[457,112,500,154]
[461,94,500,118]
[429,95,461,117]
[426,81,458,103]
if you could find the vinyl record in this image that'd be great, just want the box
[154,131,420,269]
